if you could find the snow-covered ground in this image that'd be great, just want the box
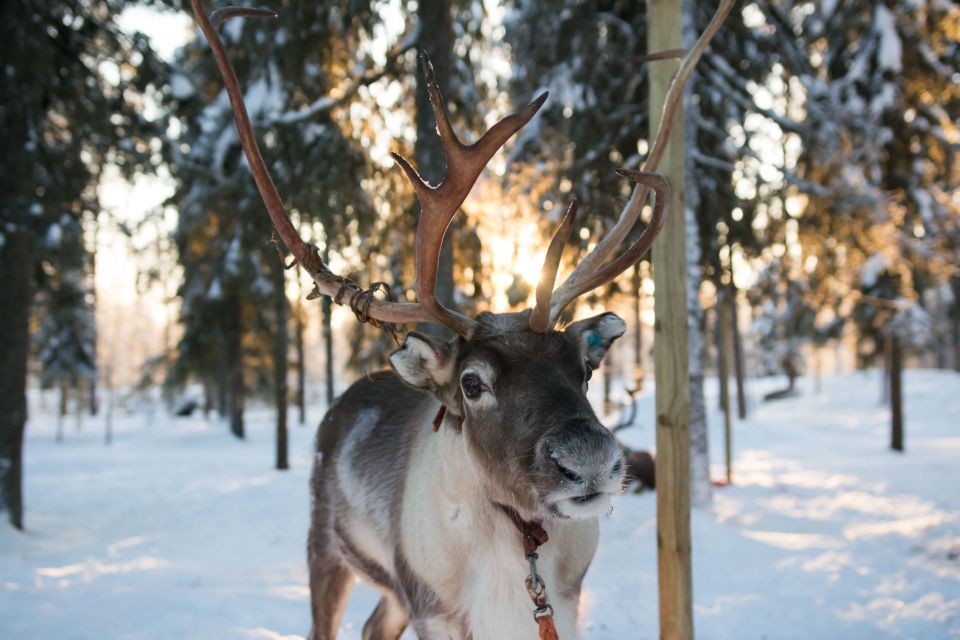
[2,370,958,639]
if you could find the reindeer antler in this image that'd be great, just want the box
[394,52,548,336]
[189,1,546,337]
[529,0,736,331]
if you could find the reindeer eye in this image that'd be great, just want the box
[461,373,483,400]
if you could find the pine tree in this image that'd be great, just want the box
[0,0,166,529]
[761,1,958,368]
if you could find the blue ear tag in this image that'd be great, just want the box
[586,331,603,349]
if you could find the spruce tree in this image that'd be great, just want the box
[0,0,166,529]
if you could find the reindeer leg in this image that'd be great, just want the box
[362,593,408,640]
[308,474,354,640]
[307,532,353,640]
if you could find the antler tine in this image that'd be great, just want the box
[392,51,549,336]
[529,200,578,332]
[548,172,668,325]
[190,0,438,328]
[539,0,735,328]
[209,7,276,29]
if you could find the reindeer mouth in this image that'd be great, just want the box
[545,490,614,520]
[571,492,602,504]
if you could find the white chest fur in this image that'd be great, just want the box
[400,424,593,639]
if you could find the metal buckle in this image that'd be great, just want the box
[533,604,555,621]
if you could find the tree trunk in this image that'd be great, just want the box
[603,349,613,416]
[683,1,711,511]
[322,248,335,408]
[273,260,289,471]
[890,335,904,452]
[729,286,747,419]
[950,277,960,372]
[933,285,947,369]
[217,354,228,419]
[57,383,67,443]
[104,365,114,446]
[0,230,32,530]
[294,278,306,426]
[203,379,213,419]
[88,218,99,417]
[882,332,892,405]
[719,290,732,484]
[322,296,335,408]
[229,363,245,439]
[633,263,645,390]
[226,302,245,439]
[651,1,694,637]
[414,0,455,338]
[814,347,822,395]
[74,380,83,432]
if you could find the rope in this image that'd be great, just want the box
[331,280,402,344]
[288,247,402,342]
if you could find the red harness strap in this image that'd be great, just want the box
[496,504,560,640]
[431,405,463,432]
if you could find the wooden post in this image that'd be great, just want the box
[719,291,732,484]
[650,0,693,636]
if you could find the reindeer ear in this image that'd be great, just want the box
[390,332,457,392]
[565,312,626,369]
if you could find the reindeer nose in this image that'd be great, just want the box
[548,425,624,487]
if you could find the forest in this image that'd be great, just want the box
[1,1,958,639]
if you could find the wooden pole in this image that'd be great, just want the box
[719,291,732,484]
[650,0,693,636]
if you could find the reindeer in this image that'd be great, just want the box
[189,2,732,638]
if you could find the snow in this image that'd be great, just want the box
[2,370,959,639]
[874,5,903,73]
[170,73,195,100]
[821,0,839,19]
[44,223,62,248]
[207,277,222,300]
[861,252,888,288]
[913,188,935,225]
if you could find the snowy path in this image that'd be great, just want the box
[1,371,958,639]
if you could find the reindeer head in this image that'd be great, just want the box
[390,311,627,520]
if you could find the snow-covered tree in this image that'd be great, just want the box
[0,0,166,529]
[34,215,97,417]
[762,1,959,365]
